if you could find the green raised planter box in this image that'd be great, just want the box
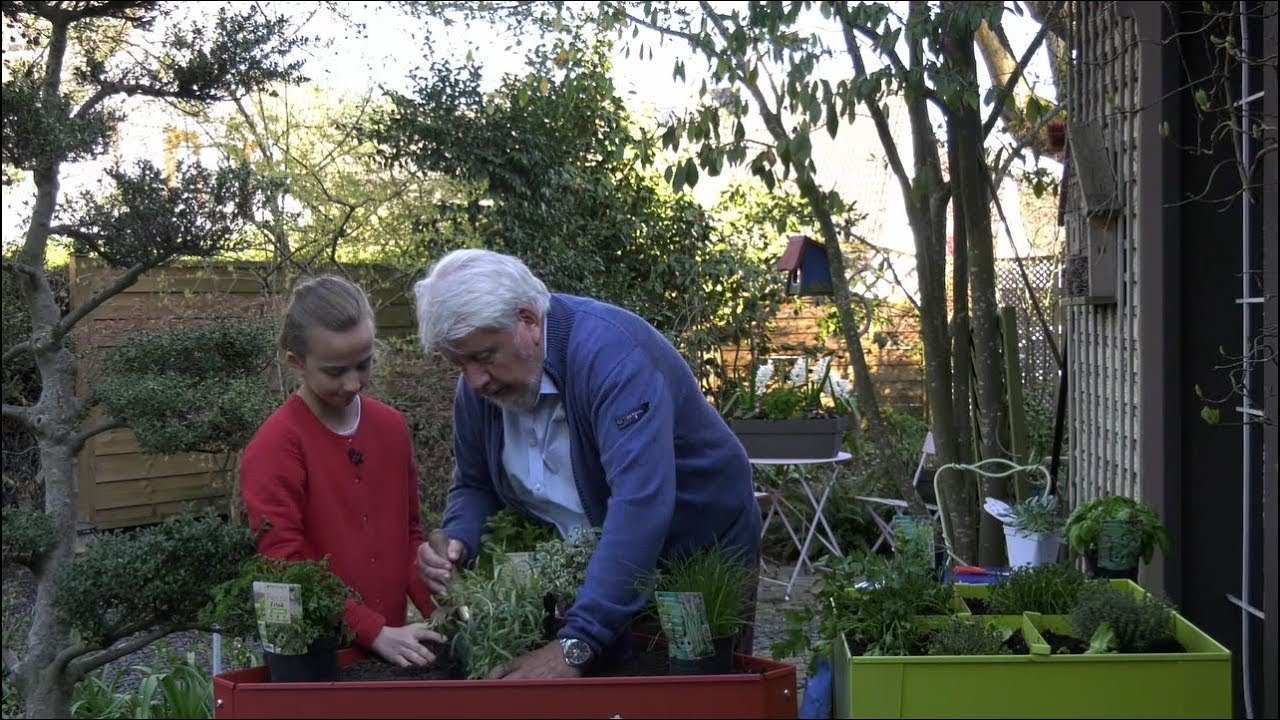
[1022,612,1231,718]
[834,614,1048,719]
[833,580,1233,718]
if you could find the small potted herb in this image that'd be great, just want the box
[200,555,355,682]
[1064,495,1170,579]
[530,526,600,616]
[1002,494,1065,568]
[642,544,755,675]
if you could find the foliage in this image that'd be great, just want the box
[529,527,601,607]
[94,321,277,454]
[925,617,1011,656]
[368,336,458,530]
[0,509,55,568]
[66,160,264,268]
[1006,493,1065,535]
[720,355,855,420]
[367,35,776,385]
[774,549,953,667]
[987,563,1089,615]
[201,555,355,656]
[475,508,559,565]
[1070,582,1176,654]
[69,647,211,720]
[1064,495,1170,564]
[56,513,254,647]
[443,563,548,680]
[643,544,755,639]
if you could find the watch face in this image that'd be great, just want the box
[560,638,592,666]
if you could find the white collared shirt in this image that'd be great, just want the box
[500,369,589,540]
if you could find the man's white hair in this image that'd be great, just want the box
[413,248,551,353]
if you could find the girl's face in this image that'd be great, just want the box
[287,319,375,412]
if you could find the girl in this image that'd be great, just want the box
[240,275,445,668]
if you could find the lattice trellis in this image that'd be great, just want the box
[1063,0,1143,510]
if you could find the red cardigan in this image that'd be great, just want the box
[240,393,435,648]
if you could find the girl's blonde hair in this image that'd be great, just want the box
[279,275,374,357]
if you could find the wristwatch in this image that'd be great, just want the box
[559,637,594,668]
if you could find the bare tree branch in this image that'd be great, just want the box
[2,404,33,428]
[44,259,149,351]
[67,625,186,679]
[841,22,914,204]
[69,418,127,455]
[982,0,1064,138]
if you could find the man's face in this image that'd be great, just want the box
[287,319,375,412]
[443,307,543,412]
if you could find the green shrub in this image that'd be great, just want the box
[56,512,254,646]
[1069,582,1176,653]
[987,563,1087,615]
[925,617,1010,656]
[94,321,277,455]
[1,507,55,567]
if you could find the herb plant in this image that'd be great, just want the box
[987,563,1089,615]
[1070,582,1176,653]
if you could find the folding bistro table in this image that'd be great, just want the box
[750,451,852,599]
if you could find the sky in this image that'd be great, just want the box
[2,1,1060,258]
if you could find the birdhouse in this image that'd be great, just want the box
[776,235,834,296]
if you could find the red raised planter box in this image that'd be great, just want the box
[213,646,798,719]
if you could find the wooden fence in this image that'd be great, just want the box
[69,256,419,530]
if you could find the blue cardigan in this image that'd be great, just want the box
[442,294,762,655]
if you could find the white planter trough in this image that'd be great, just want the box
[1003,525,1062,567]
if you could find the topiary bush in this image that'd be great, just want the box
[55,512,254,646]
[93,321,277,454]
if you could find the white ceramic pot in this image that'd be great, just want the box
[1003,525,1062,567]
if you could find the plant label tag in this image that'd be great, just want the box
[654,591,714,660]
[253,581,302,654]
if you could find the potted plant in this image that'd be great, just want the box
[438,559,551,679]
[473,508,558,579]
[529,526,600,615]
[642,544,756,674]
[200,555,355,683]
[1002,493,1065,568]
[1063,495,1170,579]
[721,355,854,459]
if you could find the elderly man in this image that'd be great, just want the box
[414,248,761,679]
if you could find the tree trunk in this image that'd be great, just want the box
[796,176,928,518]
[943,4,1011,566]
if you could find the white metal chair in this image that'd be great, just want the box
[931,457,1052,566]
[855,431,941,552]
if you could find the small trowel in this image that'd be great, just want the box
[427,529,470,624]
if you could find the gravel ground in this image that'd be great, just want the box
[3,560,827,709]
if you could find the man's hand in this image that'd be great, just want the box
[417,532,467,595]
[485,641,583,680]
[371,623,448,668]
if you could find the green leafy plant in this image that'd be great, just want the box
[475,508,559,568]
[1070,582,1176,653]
[69,647,211,719]
[0,507,55,567]
[529,527,601,610]
[643,544,756,639]
[987,563,1090,615]
[925,617,1012,656]
[720,355,855,420]
[774,550,953,665]
[1064,495,1170,566]
[200,556,355,656]
[1006,493,1065,535]
[443,563,549,680]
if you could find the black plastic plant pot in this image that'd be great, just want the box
[265,634,340,683]
[1083,552,1139,581]
[668,634,736,676]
